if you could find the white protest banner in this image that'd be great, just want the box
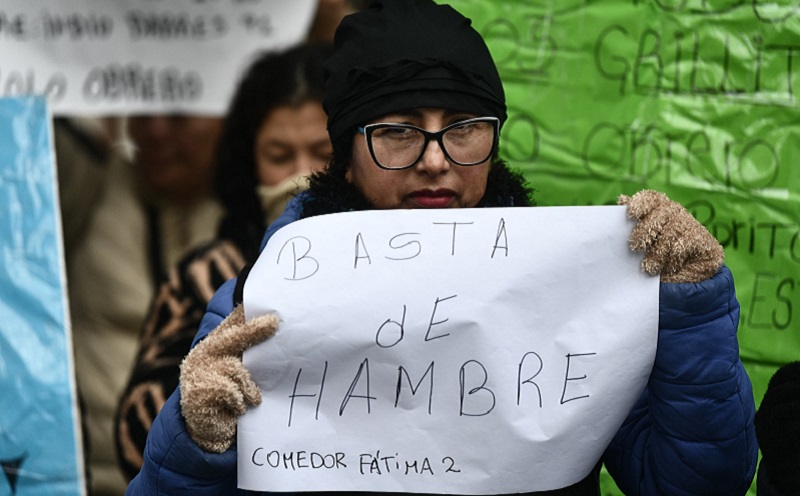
[0,0,315,116]
[240,206,659,494]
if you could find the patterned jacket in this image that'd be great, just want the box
[115,240,247,480]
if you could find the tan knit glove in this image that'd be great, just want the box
[180,305,279,453]
[618,190,724,283]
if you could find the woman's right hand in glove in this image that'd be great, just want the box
[179,305,279,453]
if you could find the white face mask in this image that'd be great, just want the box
[257,173,311,225]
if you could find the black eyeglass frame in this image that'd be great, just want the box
[357,116,500,170]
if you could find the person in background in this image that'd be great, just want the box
[755,361,800,495]
[56,110,226,496]
[62,110,225,496]
[114,42,333,482]
[125,0,757,494]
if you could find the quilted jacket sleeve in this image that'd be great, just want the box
[603,265,758,495]
[125,279,240,496]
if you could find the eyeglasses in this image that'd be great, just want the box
[357,117,499,170]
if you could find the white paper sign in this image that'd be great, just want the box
[240,206,659,494]
[0,0,315,116]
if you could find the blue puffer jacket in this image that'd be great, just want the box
[126,196,758,495]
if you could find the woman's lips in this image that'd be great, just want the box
[408,189,456,208]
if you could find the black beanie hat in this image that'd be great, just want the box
[322,0,507,144]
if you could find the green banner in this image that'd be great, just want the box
[443,1,800,493]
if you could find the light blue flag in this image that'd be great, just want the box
[0,96,84,495]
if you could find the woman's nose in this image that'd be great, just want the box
[415,139,450,175]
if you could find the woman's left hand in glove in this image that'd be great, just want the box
[618,189,724,283]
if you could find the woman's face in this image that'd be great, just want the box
[128,114,224,205]
[255,102,331,186]
[346,107,491,209]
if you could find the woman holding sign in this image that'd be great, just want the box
[126,0,757,494]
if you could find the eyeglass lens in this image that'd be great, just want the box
[370,120,495,169]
